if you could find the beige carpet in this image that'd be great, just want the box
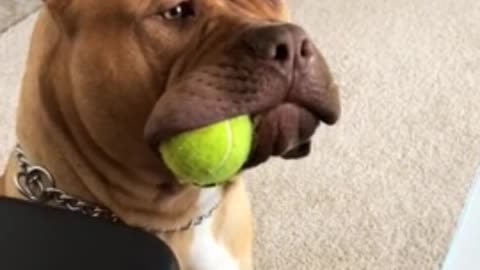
[0,0,40,33]
[1,1,480,269]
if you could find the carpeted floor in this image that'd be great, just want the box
[1,1,479,269]
[0,0,40,33]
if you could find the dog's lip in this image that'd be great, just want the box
[144,69,340,153]
[145,99,333,149]
[243,103,319,167]
[146,106,320,172]
[143,93,284,150]
[251,109,316,156]
[147,104,320,145]
[145,111,251,151]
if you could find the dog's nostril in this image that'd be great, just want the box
[300,39,314,59]
[273,44,290,61]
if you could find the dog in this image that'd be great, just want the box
[0,0,340,269]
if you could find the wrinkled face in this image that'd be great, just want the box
[49,0,340,176]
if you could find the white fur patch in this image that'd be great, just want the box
[187,188,239,270]
[196,186,222,213]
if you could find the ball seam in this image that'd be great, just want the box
[211,120,233,175]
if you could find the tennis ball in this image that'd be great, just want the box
[160,115,253,187]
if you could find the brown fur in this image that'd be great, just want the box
[2,0,340,269]
[0,175,4,195]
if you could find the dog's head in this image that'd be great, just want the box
[41,0,340,183]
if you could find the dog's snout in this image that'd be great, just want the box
[145,22,340,162]
[241,24,313,67]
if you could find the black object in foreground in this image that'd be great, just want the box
[0,197,179,270]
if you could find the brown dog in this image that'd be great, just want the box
[1,0,340,269]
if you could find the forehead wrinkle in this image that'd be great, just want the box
[71,0,150,18]
[227,0,279,8]
[222,0,288,20]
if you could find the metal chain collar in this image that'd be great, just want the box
[14,146,121,222]
[13,145,219,234]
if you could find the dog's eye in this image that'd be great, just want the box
[163,1,195,20]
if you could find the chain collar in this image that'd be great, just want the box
[13,145,219,234]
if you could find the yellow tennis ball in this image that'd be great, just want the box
[160,115,253,187]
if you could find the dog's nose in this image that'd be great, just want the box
[241,24,314,68]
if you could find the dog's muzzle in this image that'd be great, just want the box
[144,23,341,169]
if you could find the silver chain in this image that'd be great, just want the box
[14,145,120,222]
[13,145,219,234]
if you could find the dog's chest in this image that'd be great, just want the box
[187,218,239,270]
[186,188,238,270]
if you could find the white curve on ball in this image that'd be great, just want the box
[212,121,233,174]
